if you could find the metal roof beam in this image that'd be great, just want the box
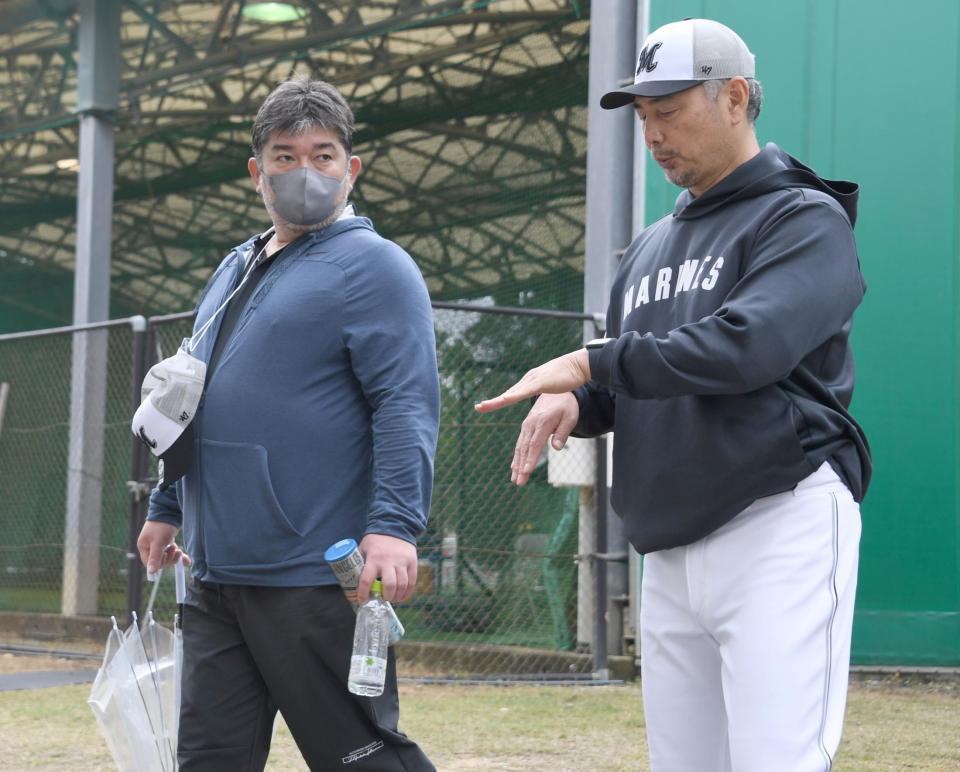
[0,0,77,35]
[0,53,586,234]
[124,0,194,58]
[0,9,583,143]
[122,0,480,93]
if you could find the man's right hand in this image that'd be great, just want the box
[137,520,191,576]
[510,392,580,486]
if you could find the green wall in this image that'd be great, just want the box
[645,0,959,665]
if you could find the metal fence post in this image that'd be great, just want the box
[62,0,121,618]
[0,381,9,435]
[125,315,149,619]
[593,434,608,678]
[582,0,636,678]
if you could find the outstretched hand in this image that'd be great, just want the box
[509,392,580,486]
[474,349,591,414]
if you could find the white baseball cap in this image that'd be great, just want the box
[131,346,206,491]
[601,18,756,109]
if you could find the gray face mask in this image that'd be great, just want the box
[266,167,345,226]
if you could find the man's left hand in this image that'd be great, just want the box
[474,349,591,413]
[358,533,418,604]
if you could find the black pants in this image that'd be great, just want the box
[178,581,434,772]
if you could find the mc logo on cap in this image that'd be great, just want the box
[635,42,662,76]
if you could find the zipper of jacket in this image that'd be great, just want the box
[192,247,248,579]
[215,245,281,367]
[213,236,317,372]
[233,233,316,328]
[193,403,206,578]
[192,228,327,573]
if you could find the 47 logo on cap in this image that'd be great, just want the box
[635,42,662,77]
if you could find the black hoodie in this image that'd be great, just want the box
[578,143,871,554]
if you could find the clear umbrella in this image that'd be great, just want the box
[89,558,186,772]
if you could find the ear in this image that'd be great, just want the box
[725,77,751,125]
[347,155,362,187]
[248,157,261,194]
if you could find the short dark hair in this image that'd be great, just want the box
[251,77,354,162]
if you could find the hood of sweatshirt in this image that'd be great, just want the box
[672,142,859,226]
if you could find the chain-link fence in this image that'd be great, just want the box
[0,304,609,679]
[0,321,140,619]
[408,303,595,678]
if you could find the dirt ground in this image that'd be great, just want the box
[2,636,958,771]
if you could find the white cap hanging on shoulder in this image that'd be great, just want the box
[601,18,756,109]
[131,345,206,491]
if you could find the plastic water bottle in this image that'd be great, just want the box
[348,579,390,697]
[324,538,405,645]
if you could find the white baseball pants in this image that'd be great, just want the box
[640,462,861,772]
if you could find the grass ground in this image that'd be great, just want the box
[0,648,957,771]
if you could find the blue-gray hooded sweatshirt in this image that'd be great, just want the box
[578,143,871,554]
[147,217,440,586]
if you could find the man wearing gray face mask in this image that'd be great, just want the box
[257,144,353,231]
[136,77,439,771]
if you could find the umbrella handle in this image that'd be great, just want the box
[145,556,187,620]
[174,556,186,604]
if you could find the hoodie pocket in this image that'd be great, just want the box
[199,439,303,567]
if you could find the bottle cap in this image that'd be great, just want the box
[323,538,357,563]
[370,579,383,596]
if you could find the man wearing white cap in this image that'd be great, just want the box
[133,78,439,770]
[476,18,870,771]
